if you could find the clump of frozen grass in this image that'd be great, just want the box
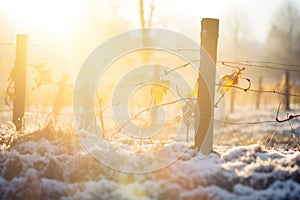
[230,127,300,153]
[10,119,80,150]
[0,121,16,151]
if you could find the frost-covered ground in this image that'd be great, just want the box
[216,106,300,148]
[1,107,300,200]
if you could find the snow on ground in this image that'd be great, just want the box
[1,107,300,200]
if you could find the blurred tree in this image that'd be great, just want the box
[139,0,155,28]
[52,75,72,123]
[267,0,300,110]
[138,0,162,125]
[267,0,300,61]
[220,3,257,59]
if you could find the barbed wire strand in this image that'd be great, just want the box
[220,61,300,73]
[0,42,15,46]
[219,60,300,68]
[1,44,300,138]
[216,84,300,98]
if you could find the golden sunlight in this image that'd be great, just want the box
[2,0,81,34]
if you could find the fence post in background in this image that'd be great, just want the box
[297,88,300,109]
[230,89,235,113]
[285,70,290,110]
[256,77,262,110]
[195,18,219,153]
[13,34,28,131]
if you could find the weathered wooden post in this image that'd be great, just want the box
[195,18,219,153]
[13,34,28,131]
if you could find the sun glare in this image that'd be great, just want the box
[1,0,86,80]
[3,0,81,34]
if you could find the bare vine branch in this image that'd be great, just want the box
[275,102,300,123]
[110,97,194,138]
[221,102,300,125]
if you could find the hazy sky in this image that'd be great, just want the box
[1,0,299,42]
[162,0,300,42]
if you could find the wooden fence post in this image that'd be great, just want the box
[13,34,28,131]
[195,18,219,153]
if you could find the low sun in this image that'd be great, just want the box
[3,0,81,35]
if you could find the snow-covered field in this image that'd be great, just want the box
[1,107,300,200]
